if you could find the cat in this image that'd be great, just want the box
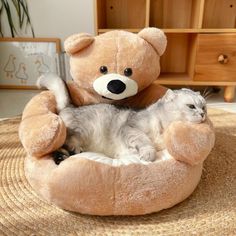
[37,74,207,164]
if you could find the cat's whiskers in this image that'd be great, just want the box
[202,87,209,98]
[204,91,214,100]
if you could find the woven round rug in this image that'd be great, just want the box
[0,108,235,236]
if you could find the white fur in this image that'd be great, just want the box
[73,149,172,166]
[59,88,206,162]
[37,73,70,111]
[37,74,207,162]
[64,88,206,161]
[93,73,138,100]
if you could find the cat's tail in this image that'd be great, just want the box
[37,73,70,111]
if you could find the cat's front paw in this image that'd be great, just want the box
[139,148,157,162]
[64,136,83,155]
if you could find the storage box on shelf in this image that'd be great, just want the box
[94,0,236,101]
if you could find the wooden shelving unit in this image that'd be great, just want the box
[94,0,236,102]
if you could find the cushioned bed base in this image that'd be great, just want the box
[25,150,203,215]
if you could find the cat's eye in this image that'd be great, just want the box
[187,104,196,109]
[124,68,132,77]
[100,66,108,74]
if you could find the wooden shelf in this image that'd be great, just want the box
[157,73,236,86]
[203,0,236,28]
[98,28,236,34]
[94,0,236,101]
[0,85,38,90]
[162,29,236,33]
[98,28,141,33]
[150,0,203,29]
[96,0,147,30]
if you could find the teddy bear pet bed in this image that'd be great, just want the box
[19,28,215,216]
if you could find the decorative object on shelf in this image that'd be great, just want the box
[0,0,34,37]
[94,0,236,102]
[0,38,61,89]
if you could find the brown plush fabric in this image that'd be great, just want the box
[64,33,94,54]
[65,29,168,107]
[25,154,203,216]
[164,119,215,165]
[19,29,170,157]
[18,28,215,215]
[19,91,66,157]
[65,30,162,94]
[20,89,215,215]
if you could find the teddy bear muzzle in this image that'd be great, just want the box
[93,73,138,100]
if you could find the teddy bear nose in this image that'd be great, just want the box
[107,80,126,94]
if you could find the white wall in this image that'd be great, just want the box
[28,0,94,42]
[0,0,94,118]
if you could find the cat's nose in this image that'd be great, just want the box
[201,113,205,118]
[107,80,126,94]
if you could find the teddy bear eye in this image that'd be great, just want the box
[100,66,108,74]
[187,104,196,109]
[124,68,132,77]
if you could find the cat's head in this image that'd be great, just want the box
[164,89,207,123]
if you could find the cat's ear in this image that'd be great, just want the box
[181,88,192,93]
[164,89,176,102]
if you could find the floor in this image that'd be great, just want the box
[0,89,39,119]
[0,88,235,120]
[206,91,236,113]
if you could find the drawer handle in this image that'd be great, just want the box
[218,54,229,64]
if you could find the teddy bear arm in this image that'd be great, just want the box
[164,119,215,165]
[19,91,67,157]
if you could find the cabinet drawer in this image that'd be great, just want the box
[194,34,236,81]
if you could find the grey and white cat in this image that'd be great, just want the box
[38,74,207,163]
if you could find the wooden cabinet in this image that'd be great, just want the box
[150,0,202,29]
[194,34,236,82]
[203,0,236,28]
[94,0,236,102]
[96,0,148,29]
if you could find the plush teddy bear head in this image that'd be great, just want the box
[64,28,167,102]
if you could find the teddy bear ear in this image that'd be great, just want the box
[64,33,95,55]
[138,28,167,56]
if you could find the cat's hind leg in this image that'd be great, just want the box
[52,146,71,165]
[52,134,83,165]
